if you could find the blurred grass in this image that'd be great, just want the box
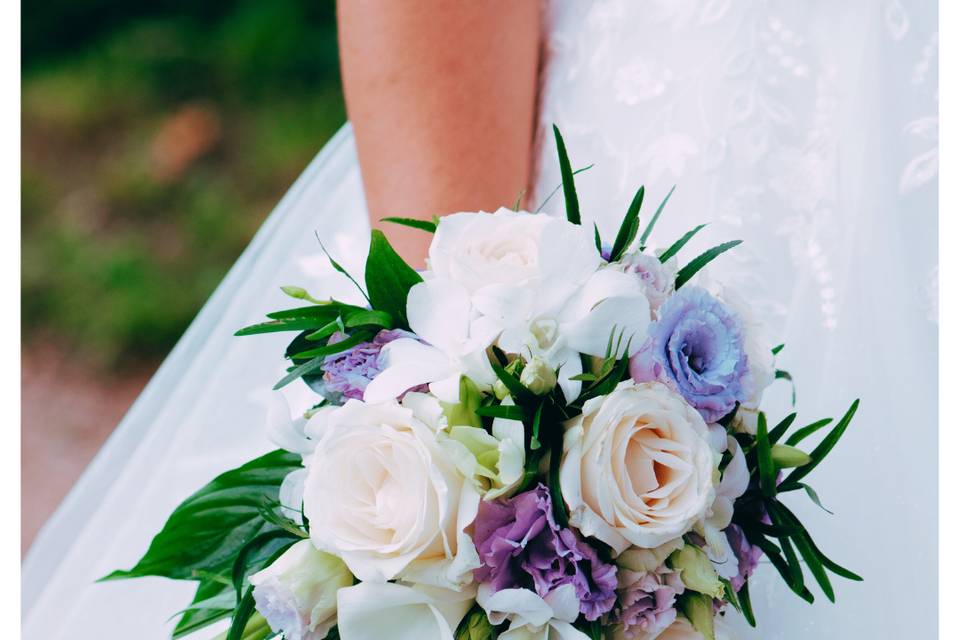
[22,0,346,370]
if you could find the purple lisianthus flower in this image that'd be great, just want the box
[612,564,684,639]
[725,524,762,592]
[321,329,421,401]
[640,286,750,422]
[473,484,617,621]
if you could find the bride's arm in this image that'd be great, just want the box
[337,0,541,265]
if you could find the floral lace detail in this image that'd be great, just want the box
[532,0,937,333]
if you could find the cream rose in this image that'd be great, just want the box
[303,397,480,588]
[427,208,553,293]
[560,382,717,553]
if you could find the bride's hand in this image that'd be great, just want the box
[337,0,541,267]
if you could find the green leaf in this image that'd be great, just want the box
[767,505,806,593]
[267,303,360,321]
[593,223,603,255]
[173,579,234,638]
[364,230,423,330]
[767,412,797,444]
[784,418,833,447]
[737,578,757,627]
[491,363,534,403]
[796,482,833,514]
[776,369,797,405]
[639,184,675,249]
[227,588,257,640]
[512,190,526,212]
[771,343,786,356]
[305,318,344,342]
[756,414,776,497]
[231,530,299,601]
[675,240,743,289]
[102,450,302,582]
[474,405,525,421]
[273,356,325,390]
[783,399,859,487]
[553,125,581,225]
[744,530,814,603]
[657,223,707,263]
[534,165,594,213]
[381,217,438,233]
[317,235,371,304]
[548,418,568,527]
[288,330,373,361]
[609,185,644,261]
[774,501,863,582]
[235,317,330,337]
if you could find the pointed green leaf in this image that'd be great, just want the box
[639,184,675,248]
[784,418,833,447]
[380,217,438,233]
[756,414,776,497]
[609,185,644,261]
[534,164,595,214]
[737,579,757,627]
[553,125,581,225]
[658,223,707,263]
[675,240,743,289]
[344,309,393,329]
[783,399,859,486]
[474,405,525,421]
[768,412,797,444]
[364,230,423,329]
[593,223,603,255]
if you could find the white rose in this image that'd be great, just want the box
[303,397,481,588]
[337,581,475,640]
[249,540,353,640]
[428,208,553,293]
[560,382,717,553]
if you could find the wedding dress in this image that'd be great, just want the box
[23,1,937,638]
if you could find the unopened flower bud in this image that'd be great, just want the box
[678,592,716,640]
[771,444,812,468]
[520,356,557,396]
[669,544,724,599]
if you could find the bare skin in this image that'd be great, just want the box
[337,1,542,267]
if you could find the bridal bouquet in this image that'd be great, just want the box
[107,128,860,640]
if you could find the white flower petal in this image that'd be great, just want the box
[337,582,472,640]
[561,294,650,358]
[407,278,472,353]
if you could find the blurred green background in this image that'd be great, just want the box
[22,0,346,550]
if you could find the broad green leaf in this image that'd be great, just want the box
[675,240,743,289]
[657,223,707,263]
[475,405,525,421]
[102,450,301,582]
[609,185,644,261]
[364,230,423,330]
[381,217,438,233]
[783,399,859,486]
[784,418,833,447]
[553,125,581,225]
[639,185,676,249]
[231,530,299,601]
[756,414,776,497]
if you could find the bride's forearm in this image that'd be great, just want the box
[337,0,541,266]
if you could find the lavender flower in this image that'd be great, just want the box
[620,252,676,311]
[725,524,762,593]
[612,564,684,640]
[322,329,420,401]
[473,484,617,621]
[639,286,750,422]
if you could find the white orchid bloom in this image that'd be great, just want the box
[701,435,750,580]
[477,584,589,640]
[472,220,651,402]
[363,278,497,404]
